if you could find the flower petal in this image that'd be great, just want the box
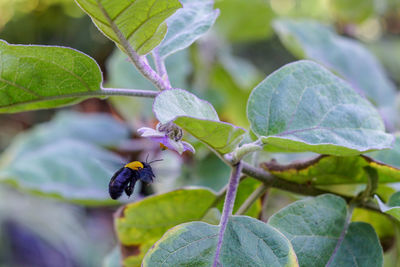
[182,141,196,153]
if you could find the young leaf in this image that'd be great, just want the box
[153,89,246,154]
[157,0,219,58]
[75,0,182,55]
[247,60,393,156]
[143,216,298,267]
[0,40,102,113]
[273,19,397,126]
[261,154,400,185]
[269,194,383,267]
[115,188,217,266]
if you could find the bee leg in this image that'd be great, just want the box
[124,177,138,198]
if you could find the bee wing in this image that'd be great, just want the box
[109,167,135,200]
[109,167,125,186]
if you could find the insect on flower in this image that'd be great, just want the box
[108,157,162,200]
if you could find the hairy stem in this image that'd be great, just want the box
[96,1,171,91]
[213,162,243,267]
[100,87,158,98]
[152,49,171,88]
[235,183,269,215]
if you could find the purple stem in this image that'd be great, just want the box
[213,161,243,267]
[152,48,171,88]
[100,87,158,98]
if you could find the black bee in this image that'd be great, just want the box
[108,158,161,200]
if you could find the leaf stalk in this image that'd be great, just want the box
[213,161,243,267]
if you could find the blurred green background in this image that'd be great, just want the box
[1,0,400,266]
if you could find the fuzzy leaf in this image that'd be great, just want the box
[115,188,217,266]
[158,0,219,58]
[269,194,383,267]
[0,112,130,204]
[0,139,123,205]
[143,216,298,267]
[75,0,182,55]
[154,89,245,154]
[247,60,393,156]
[0,40,102,113]
[273,19,397,126]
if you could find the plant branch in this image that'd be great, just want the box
[235,183,269,215]
[152,48,171,88]
[213,162,243,267]
[100,87,158,98]
[97,1,171,91]
[228,160,381,213]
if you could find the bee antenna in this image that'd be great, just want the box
[149,158,163,164]
[145,154,149,163]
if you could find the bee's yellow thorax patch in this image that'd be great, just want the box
[125,161,144,170]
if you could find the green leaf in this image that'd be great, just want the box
[115,188,217,266]
[174,117,246,154]
[157,0,219,58]
[103,247,122,267]
[261,154,400,185]
[75,0,182,55]
[0,40,102,113]
[143,216,298,267]
[368,39,400,84]
[367,135,400,169]
[154,89,219,123]
[209,49,263,128]
[153,89,246,154]
[247,60,393,156]
[215,0,275,42]
[327,222,383,267]
[272,19,397,125]
[0,111,130,167]
[269,194,383,267]
[0,187,104,267]
[352,208,394,240]
[329,0,375,23]
[0,111,130,204]
[376,192,400,222]
[0,139,123,205]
